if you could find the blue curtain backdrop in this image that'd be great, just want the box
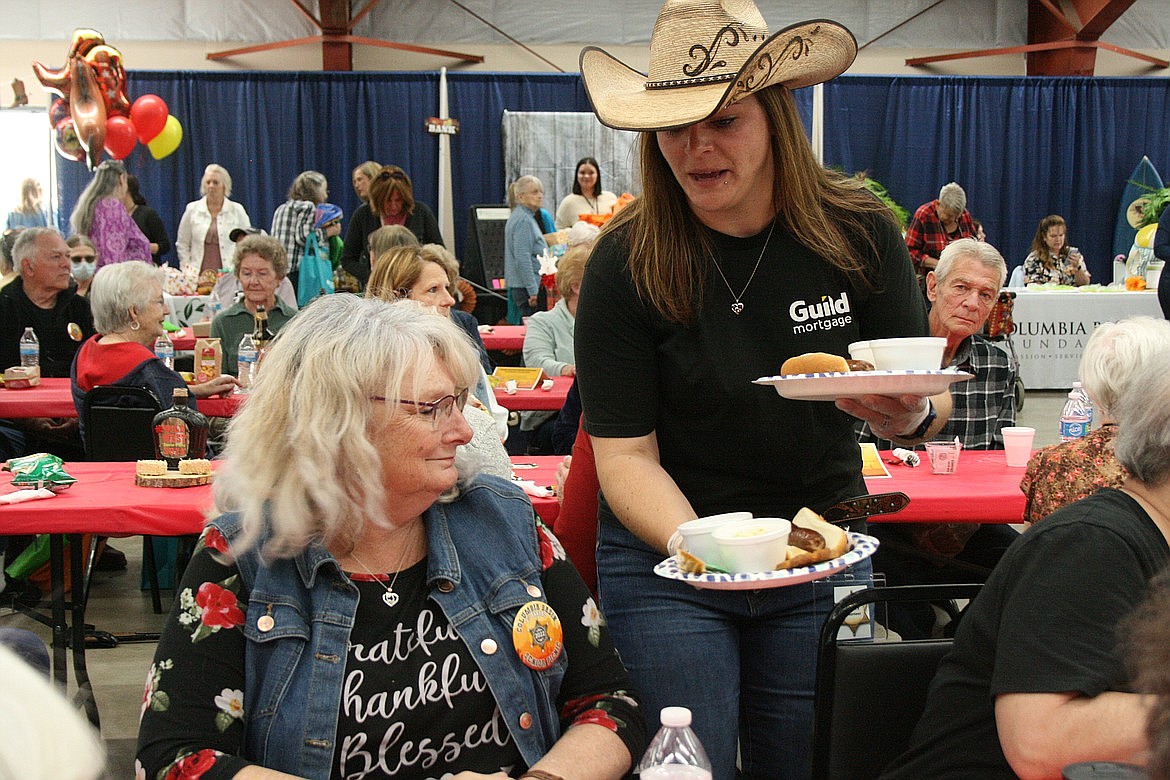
[56,72,1169,283]
[56,70,592,263]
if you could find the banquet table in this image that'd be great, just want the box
[0,377,243,418]
[493,373,572,411]
[1010,288,1162,388]
[478,324,526,351]
[4,458,560,724]
[863,450,1026,524]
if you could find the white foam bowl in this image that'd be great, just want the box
[868,337,947,371]
[712,517,792,573]
[677,512,752,569]
[848,340,875,366]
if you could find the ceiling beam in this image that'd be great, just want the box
[907,0,1164,74]
[205,0,484,70]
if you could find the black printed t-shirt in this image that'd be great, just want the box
[576,213,927,520]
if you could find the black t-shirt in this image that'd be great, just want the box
[335,562,524,778]
[881,489,1170,778]
[575,213,927,520]
[0,280,95,377]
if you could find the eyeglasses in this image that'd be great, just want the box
[372,387,469,430]
[71,255,96,262]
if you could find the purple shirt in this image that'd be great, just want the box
[92,197,151,268]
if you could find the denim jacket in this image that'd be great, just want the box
[210,475,567,779]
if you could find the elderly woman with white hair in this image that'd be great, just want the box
[136,295,643,780]
[176,163,252,276]
[1021,315,1170,524]
[905,181,978,280]
[883,348,1170,778]
[504,175,548,323]
[70,261,238,439]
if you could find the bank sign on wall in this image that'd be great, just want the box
[1008,290,1162,389]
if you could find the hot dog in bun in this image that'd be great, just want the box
[775,507,849,569]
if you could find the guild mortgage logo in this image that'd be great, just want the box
[789,291,853,334]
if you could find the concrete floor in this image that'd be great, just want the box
[0,390,1071,777]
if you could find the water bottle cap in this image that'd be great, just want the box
[659,706,692,728]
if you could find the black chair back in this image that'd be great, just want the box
[811,583,983,780]
[80,385,162,461]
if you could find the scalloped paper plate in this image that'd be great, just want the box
[754,369,973,402]
[654,532,879,590]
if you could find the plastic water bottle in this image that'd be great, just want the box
[636,707,712,779]
[1059,389,1090,442]
[1071,381,1094,430]
[154,331,174,370]
[18,327,38,368]
[236,333,258,389]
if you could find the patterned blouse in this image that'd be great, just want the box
[1020,426,1127,524]
[136,523,643,780]
[1022,247,1087,286]
[91,197,151,268]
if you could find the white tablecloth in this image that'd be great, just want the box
[164,294,211,327]
[1010,289,1162,389]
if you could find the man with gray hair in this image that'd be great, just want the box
[0,227,96,461]
[0,227,95,376]
[861,237,1018,638]
[905,181,978,281]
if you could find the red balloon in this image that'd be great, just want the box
[130,94,168,143]
[104,115,137,160]
[49,97,70,128]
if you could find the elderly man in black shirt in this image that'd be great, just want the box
[0,227,96,461]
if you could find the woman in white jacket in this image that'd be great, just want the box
[175,164,251,275]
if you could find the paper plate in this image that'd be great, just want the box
[754,369,973,402]
[654,532,878,590]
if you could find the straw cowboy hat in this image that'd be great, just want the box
[580,0,857,132]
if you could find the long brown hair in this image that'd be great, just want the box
[601,84,894,324]
[369,166,416,220]
[1029,214,1068,264]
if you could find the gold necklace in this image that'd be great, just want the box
[348,536,418,608]
[709,218,777,315]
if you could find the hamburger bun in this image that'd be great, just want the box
[775,507,849,569]
[780,352,849,376]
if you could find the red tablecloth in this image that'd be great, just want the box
[479,325,525,351]
[864,450,1026,524]
[0,377,243,418]
[493,374,572,412]
[510,455,560,523]
[0,461,212,536]
[171,328,196,351]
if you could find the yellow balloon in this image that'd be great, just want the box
[147,114,182,160]
[1136,223,1158,248]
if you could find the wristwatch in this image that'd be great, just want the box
[902,399,936,440]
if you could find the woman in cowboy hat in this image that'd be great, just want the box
[574,1,954,777]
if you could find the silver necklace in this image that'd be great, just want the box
[709,218,777,315]
[349,537,417,608]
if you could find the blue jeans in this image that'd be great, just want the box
[597,521,872,780]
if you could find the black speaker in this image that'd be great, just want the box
[462,204,511,325]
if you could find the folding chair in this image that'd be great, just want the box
[80,385,174,614]
[810,583,983,780]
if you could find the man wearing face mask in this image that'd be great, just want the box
[65,235,97,296]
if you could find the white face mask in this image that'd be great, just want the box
[71,260,95,281]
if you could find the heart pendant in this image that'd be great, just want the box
[382,590,399,607]
[731,302,744,315]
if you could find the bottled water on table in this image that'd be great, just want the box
[154,332,174,370]
[19,327,38,368]
[236,333,258,389]
[637,707,712,780]
[1071,381,1094,429]
[1059,389,1090,442]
